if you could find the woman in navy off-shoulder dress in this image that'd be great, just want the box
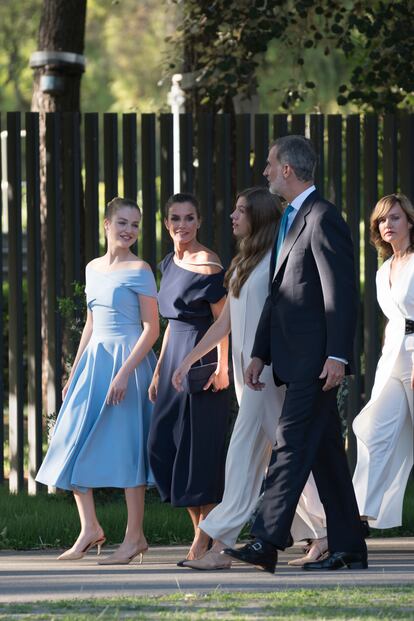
[148,193,230,562]
[36,198,159,565]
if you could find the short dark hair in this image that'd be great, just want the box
[164,193,201,219]
[105,197,141,219]
[272,135,316,182]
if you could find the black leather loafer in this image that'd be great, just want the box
[222,540,278,574]
[303,551,368,571]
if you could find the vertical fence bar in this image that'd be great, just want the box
[382,114,398,196]
[327,115,343,211]
[363,114,379,401]
[291,114,306,136]
[0,113,3,486]
[141,113,157,270]
[215,114,233,268]
[310,114,325,194]
[253,114,269,186]
[122,113,137,200]
[103,113,118,205]
[62,112,82,293]
[180,113,194,193]
[345,114,361,469]
[197,112,214,248]
[122,113,138,254]
[273,114,288,139]
[46,112,63,419]
[84,113,100,263]
[26,112,43,494]
[398,112,414,202]
[7,112,24,492]
[235,114,252,193]
[160,114,174,257]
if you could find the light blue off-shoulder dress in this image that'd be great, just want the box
[36,265,157,493]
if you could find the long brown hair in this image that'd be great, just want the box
[370,193,414,259]
[224,187,281,298]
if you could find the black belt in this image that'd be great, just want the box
[405,318,414,334]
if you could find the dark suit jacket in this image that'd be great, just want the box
[251,190,357,384]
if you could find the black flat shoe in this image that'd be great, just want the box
[303,551,368,571]
[222,540,278,574]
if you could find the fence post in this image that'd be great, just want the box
[253,114,269,186]
[345,114,362,470]
[160,114,174,257]
[291,114,306,136]
[180,113,194,193]
[235,114,252,193]
[84,113,100,263]
[104,113,118,205]
[215,114,233,268]
[0,113,3,486]
[197,111,214,248]
[382,114,398,196]
[7,112,25,493]
[273,114,288,138]
[46,112,63,421]
[26,112,43,494]
[398,112,414,203]
[141,113,157,270]
[363,114,379,401]
[62,112,82,292]
[327,115,343,211]
[310,114,325,194]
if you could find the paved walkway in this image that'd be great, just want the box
[1,539,413,602]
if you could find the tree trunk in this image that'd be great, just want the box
[31,0,87,416]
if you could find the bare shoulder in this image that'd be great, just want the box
[128,259,152,272]
[86,258,103,270]
[194,249,223,275]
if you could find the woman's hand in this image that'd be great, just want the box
[148,371,160,402]
[107,369,130,406]
[172,362,191,393]
[203,366,229,392]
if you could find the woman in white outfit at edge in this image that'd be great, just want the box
[172,187,327,570]
[353,193,414,530]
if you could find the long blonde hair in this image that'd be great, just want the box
[370,193,414,259]
[224,187,281,298]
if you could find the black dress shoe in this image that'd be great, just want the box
[303,551,368,571]
[361,520,371,538]
[222,540,278,574]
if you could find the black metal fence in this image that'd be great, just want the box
[1,110,413,493]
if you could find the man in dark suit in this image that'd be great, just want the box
[223,135,367,572]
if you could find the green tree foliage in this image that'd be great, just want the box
[0,1,41,110]
[167,0,414,113]
[82,0,175,112]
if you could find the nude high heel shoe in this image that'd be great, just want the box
[57,536,106,560]
[288,537,328,567]
[98,543,148,565]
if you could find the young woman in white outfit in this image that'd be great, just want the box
[353,193,414,530]
[172,187,327,570]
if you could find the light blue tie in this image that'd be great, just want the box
[275,204,294,261]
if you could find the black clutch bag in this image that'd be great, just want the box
[187,361,217,394]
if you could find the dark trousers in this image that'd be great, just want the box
[251,379,366,555]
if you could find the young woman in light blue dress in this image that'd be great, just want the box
[36,197,159,565]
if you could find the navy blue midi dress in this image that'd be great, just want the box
[148,253,230,507]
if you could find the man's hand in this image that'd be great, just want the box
[245,357,266,391]
[319,358,345,392]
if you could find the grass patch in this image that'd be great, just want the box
[0,486,193,550]
[1,479,414,550]
[0,587,413,620]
